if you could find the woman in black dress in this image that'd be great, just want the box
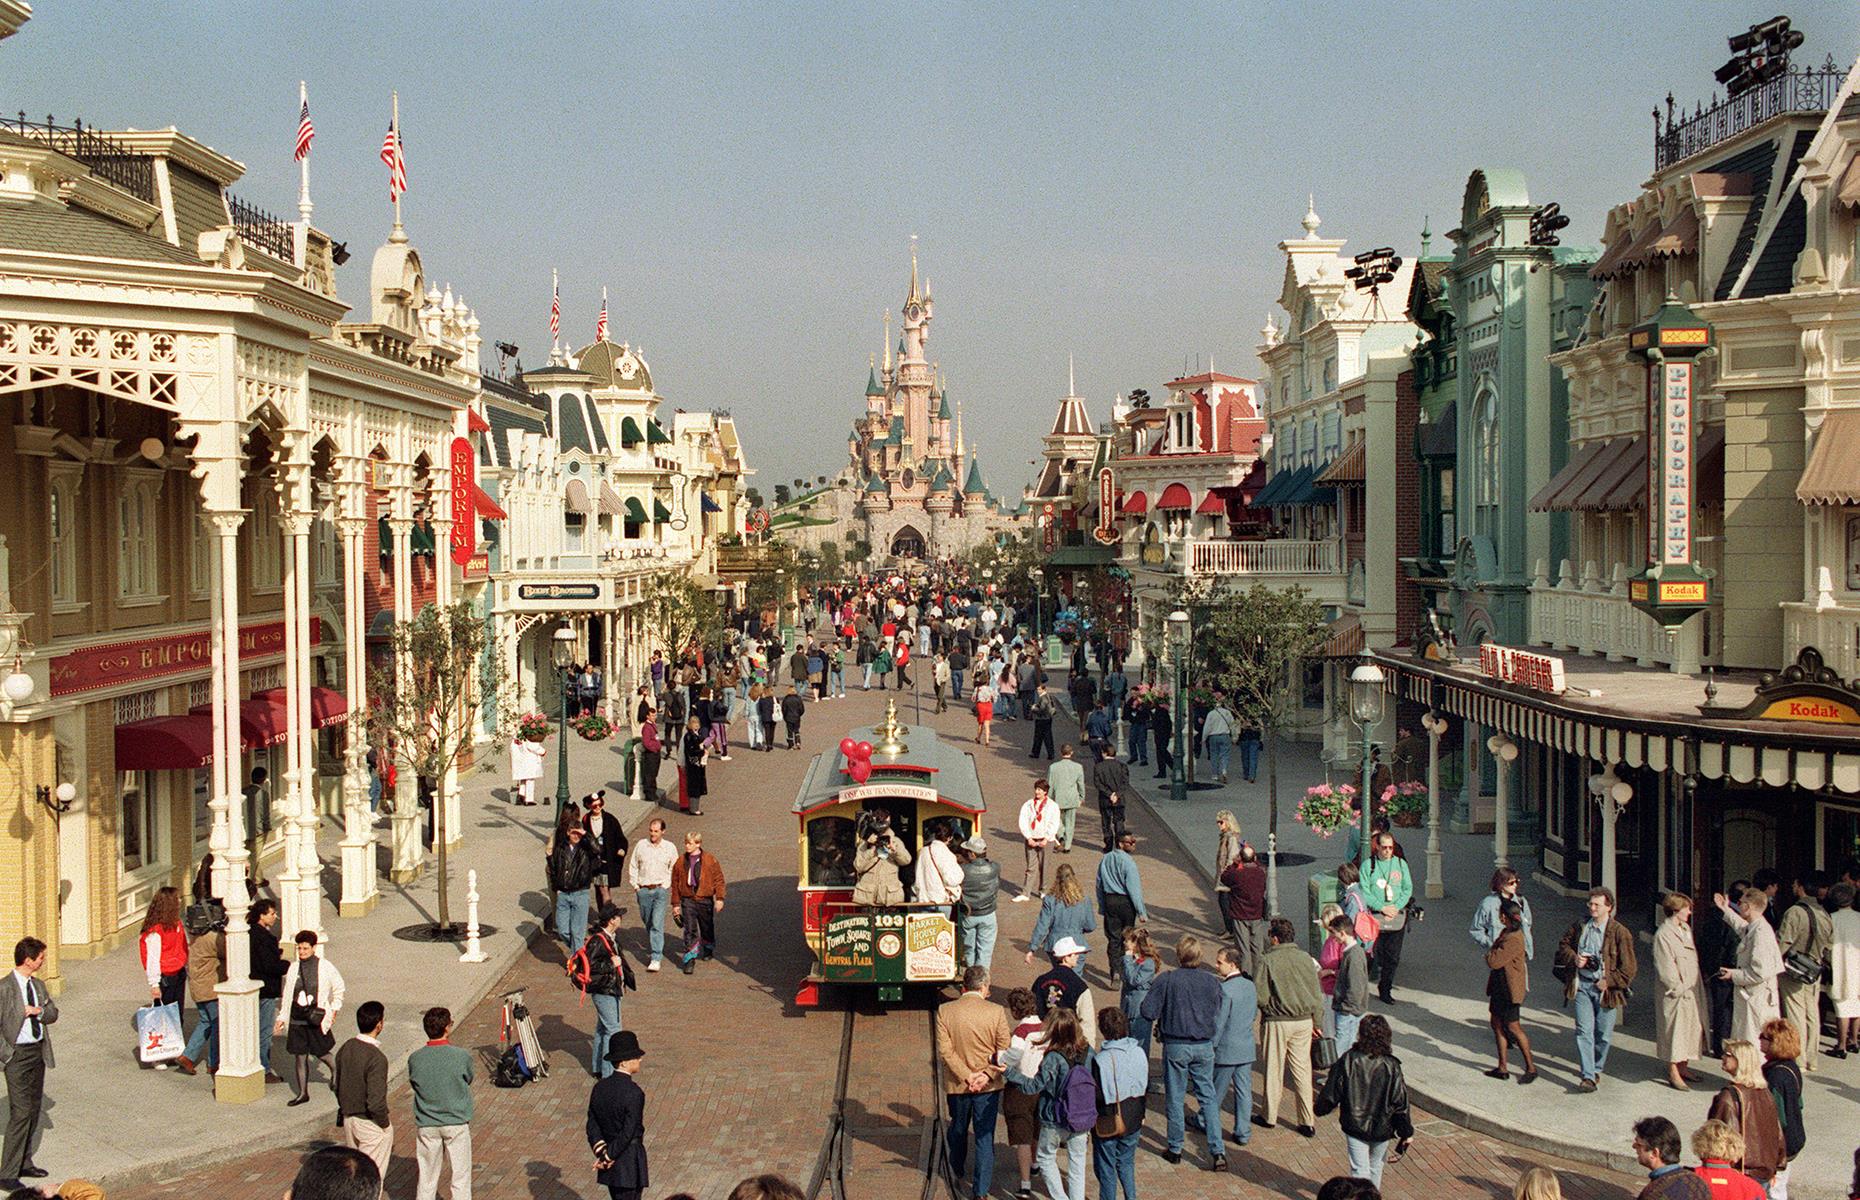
[683,716,709,817]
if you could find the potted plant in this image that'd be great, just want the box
[516,711,551,742]
[573,711,615,741]
[1380,781,1428,828]
[1294,781,1357,838]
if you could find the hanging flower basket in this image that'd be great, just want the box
[1295,782,1357,838]
[516,712,551,742]
[1380,781,1428,827]
[573,711,615,741]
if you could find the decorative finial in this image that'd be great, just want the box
[1068,352,1075,397]
[1302,193,1322,239]
[1419,215,1432,258]
[874,699,910,757]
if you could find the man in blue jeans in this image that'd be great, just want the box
[1554,886,1636,1091]
[1140,934,1226,1169]
[582,905,635,1077]
[628,819,678,971]
[936,966,1011,1199]
[1209,946,1258,1148]
[957,835,1000,969]
[247,898,289,1082]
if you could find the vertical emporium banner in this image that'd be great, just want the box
[450,435,475,566]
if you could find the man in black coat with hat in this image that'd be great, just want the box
[587,1031,648,1200]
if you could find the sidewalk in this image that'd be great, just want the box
[1125,729,1857,1199]
[22,731,651,1187]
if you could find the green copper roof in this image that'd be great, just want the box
[866,366,884,397]
[885,415,903,446]
[937,391,953,420]
[963,457,986,494]
[929,464,954,492]
[865,473,888,493]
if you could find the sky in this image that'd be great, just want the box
[7,2,1854,499]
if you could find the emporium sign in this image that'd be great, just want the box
[449,436,476,567]
[1477,643,1567,696]
[50,618,322,697]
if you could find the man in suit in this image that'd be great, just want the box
[587,1031,648,1200]
[0,937,56,1189]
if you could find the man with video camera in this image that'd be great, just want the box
[853,809,913,906]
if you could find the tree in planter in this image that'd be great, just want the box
[642,568,725,661]
[1198,581,1331,916]
[363,600,503,934]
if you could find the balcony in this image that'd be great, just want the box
[1528,559,1718,673]
[1653,59,1844,171]
[1186,538,1340,577]
[1782,570,1860,681]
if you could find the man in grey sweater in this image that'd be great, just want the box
[1328,915,1369,1056]
[408,1006,476,1200]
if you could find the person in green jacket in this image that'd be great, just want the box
[1359,833,1414,1004]
[1254,918,1324,1135]
[408,1006,476,1200]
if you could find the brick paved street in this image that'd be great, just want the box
[112,681,1640,1200]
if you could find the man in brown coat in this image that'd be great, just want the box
[670,831,726,975]
[1554,887,1638,1091]
[935,966,1011,1200]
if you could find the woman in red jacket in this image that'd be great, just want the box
[138,886,189,1018]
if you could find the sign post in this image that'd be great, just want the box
[1628,297,1714,627]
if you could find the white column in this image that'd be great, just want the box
[433,512,461,852]
[388,506,422,883]
[286,510,322,940]
[1487,733,1519,869]
[275,504,305,937]
[210,509,263,1104]
[204,512,232,905]
[1422,711,1446,899]
[1594,771,1631,897]
[336,512,377,915]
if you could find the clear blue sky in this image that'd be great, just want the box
[7,2,1853,497]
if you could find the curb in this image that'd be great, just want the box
[96,798,657,1193]
[1112,740,1642,1180]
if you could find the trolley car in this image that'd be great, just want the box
[794,701,986,1005]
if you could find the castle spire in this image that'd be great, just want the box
[1419,214,1432,258]
[955,394,965,459]
[908,234,920,304]
[1302,193,1322,239]
[882,309,891,373]
[1068,352,1075,397]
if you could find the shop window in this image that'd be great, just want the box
[315,518,339,588]
[1846,514,1860,593]
[48,462,82,610]
[1437,467,1456,553]
[119,770,164,874]
[187,680,211,709]
[1820,801,1860,873]
[564,511,585,554]
[1301,662,1325,710]
[192,767,213,851]
[115,690,159,725]
[116,472,163,602]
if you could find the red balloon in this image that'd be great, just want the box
[839,737,858,758]
[854,741,874,760]
[848,759,871,784]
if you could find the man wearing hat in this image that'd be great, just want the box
[957,834,1000,970]
[1031,936,1098,1049]
[587,1031,648,1200]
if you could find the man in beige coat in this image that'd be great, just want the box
[935,966,1012,1199]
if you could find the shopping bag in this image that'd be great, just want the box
[136,1002,185,1064]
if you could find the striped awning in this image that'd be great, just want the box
[1315,442,1366,486]
[1195,490,1227,515]
[1319,612,1364,658]
[472,484,508,521]
[564,478,594,514]
[1799,410,1860,504]
[1840,154,1860,212]
[1157,483,1193,510]
[599,482,627,517]
[701,493,723,514]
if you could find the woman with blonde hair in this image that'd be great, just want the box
[1214,811,1244,876]
[1026,863,1096,965]
[1655,891,1710,1090]
[1513,1166,1562,1200]
[1705,1040,1787,1188]
[1693,1120,1765,1200]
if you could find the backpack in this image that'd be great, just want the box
[493,1043,530,1088]
[1061,1060,1099,1133]
[565,933,615,1004]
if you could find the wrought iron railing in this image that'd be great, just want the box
[227,193,295,261]
[2,112,156,204]
[1653,58,1844,171]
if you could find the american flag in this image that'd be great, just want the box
[549,275,560,340]
[294,99,315,162]
[595,288,608,342]
[380,119,407,201]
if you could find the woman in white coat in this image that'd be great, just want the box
[1828,881,1860,1058]
[1713,888,1782,1046]
[510,734,546,806]
[273,929,345,1105]
[1653,892,1709,1089]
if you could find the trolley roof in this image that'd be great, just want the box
[791,722,986,816]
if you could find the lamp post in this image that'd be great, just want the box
[551,625,578,808]
[1349,657,1386,868]
[1030,566,1045,646]
[1168,609,1189,804]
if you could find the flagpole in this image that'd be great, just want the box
[552,267,561,358]
[297,81,313,224]
[389,90,405,243]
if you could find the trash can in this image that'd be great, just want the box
[1308,871,1339,952]
[618,736,638,797]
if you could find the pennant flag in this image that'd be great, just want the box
[294,97,315,162]
[549,270,560,341]
[596,287,608,342]
[380,118,407,201]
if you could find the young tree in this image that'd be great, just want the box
[363,600,502,933]
[1198,582,1332,916]
[642,568,726,661]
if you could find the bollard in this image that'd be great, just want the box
[459,868,487,963]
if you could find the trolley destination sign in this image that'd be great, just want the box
[818,908,957,984]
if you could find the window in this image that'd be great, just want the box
[1301,662,1325,710]
[119,771,163,874]
[115,690,159,725]
[247,485,282,591]
[314,517,338,589]
[116,471,163,602]
[48,462,82,609]
[564,511,585,554]
[187,679,211,709]
[1323,357,1337,393]
[1438,466,1457,551]
[1474,389,1499,539]
[189,510,212,598]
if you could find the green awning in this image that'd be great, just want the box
[652,498,672,522]
[620,416,644,446]
[647,419,673,445]
[377,515,392,557]
[624,496,649,523]
[410,521,435,557]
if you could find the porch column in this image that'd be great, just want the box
[285,508,322,940]
[1592,769,1631,897]
[203,512,232,906]
[388,506,422,883]
[209,509,263,1105]
[1421,711,1447,899]
[1487,733,1519,869]
[432,509,461,853]
[336,509,377,916]
[274,502,305,937]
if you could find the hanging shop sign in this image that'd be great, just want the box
[1477,643,1567,695]
[51,618,323,697]
[503,579,612,612]
[1629,299,1714,627]
[449,437,476,567]
[1094,468,1120,545]
[1704,645,1860,725]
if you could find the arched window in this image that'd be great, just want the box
[1474,387,1499,537]
[116,470,163,602]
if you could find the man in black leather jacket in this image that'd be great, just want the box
[551,824,598,958]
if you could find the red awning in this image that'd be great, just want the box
[467,407,492,434]
[115,714,215,771]
[255,686,349,730]
[1121,491,1148,515]
[1157,483,1193,510]
[190,697,288,751]
[472,484,508,520]
[1195,491,1226,515]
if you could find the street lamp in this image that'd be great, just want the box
[1167,609,1190,804]
[551,625,578,807]
[1349,656,1386,867]
[1030,566,1045,646]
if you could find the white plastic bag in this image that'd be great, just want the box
[136,1002,184,1063]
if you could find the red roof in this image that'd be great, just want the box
[255,685,349,730]
[1157,483,1193,510]
[1195,491,1226,515]
[1121,490,1148,515]
[115,714,215,771]
[473,484,508,520]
